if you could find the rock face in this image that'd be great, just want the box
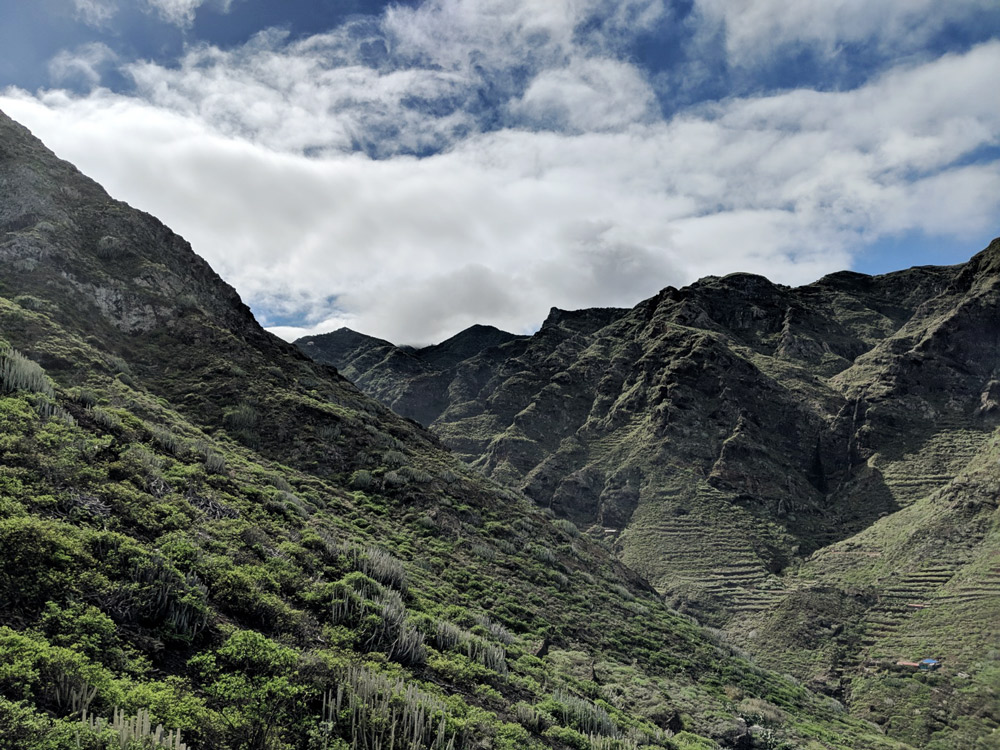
[298,323,531,427]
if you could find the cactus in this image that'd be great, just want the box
[0,347,54,397]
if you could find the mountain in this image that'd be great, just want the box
[0,110,906,749]
[298,244,1000,747]
[298,324,529,427]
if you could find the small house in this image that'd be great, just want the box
[918,658,941,671]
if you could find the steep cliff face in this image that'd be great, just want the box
[298,324,532,428]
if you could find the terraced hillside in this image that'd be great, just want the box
[299,234,1000,747]
[296,258,981,609]
[742,427,1000,749]
[741,256,1000,747]
[0,110,912,749]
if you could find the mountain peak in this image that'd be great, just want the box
[416,323,524,368]
[540,305,628,335]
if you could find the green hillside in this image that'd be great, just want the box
[0,111,909,750]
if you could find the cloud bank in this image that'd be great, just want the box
[3,0,999,344]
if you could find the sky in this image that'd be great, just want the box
[1,1,999,345]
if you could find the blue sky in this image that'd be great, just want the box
[1,0,999,343]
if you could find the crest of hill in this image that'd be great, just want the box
[1,108,913,750]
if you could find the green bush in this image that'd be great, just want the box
[39,602,124,669]
[90,407,122,431]
[0,517,85,611]
[382,449,407,467]
[203,452,227,475]
[189,630,306,750]
[319,665,465,750]
[552,518,580,538]
[0,627,122,717]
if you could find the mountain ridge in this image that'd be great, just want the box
[0,108,917,749]
[298,238,1000,747]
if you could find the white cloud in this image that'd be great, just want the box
[144,0,231,28]
[694,0,997,66]
[512,57,658,132]
[384,0,665,69]
[48,43,118,89]
[2,11,998,345]
[121,27,478,156]
[73,0,118,27]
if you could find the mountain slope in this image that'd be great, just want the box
[0,110,905,749]
[298,234,1000,747]
[297,263,968,597]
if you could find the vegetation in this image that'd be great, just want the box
[1,107,991,749]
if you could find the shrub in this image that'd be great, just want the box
[0,349,54,398]
[189,630,304,750]
[0,516,83,610]
[80,707,189,750]
[13,294,51,312]
[470,543,496,561]
[125,445,162,476]
[317,423,341,442]
[39,601,123,668]
[203,454,226,475]
[382,471,406,488]
[608,583,634,602]
[549,690,619,738]
[269,475,294,493]
[552,518,581,538]
[435,620,467,652]
[466,637,508,676]
[149,425,183,457]
[105,355,132,376]
[0,627,120,717]
[277,491,310,518]
[530,544,556,565]
[350,470,373,490]
[400,466,433,483]
[382,450,407,467]
[388,621,426,667]
[90,407,122,431]
[223,403,259,433]
[319,665,464,749]
[95,235,128,259]
[473,614,514,645]
[737,698,786,727]
[514,702,544,730]
[496,539,517,555]
[70,387,98,407]
[354,545,407,592]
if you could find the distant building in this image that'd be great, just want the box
[895,658,942,671]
